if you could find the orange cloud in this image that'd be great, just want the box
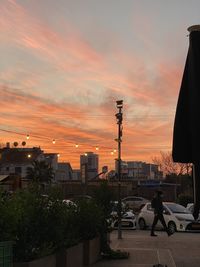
[0,0,184,169]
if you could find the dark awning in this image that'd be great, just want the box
[173,28,200,164]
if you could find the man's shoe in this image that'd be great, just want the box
[150,233,157,236]
[167,231,173,236]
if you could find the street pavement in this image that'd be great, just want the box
[93,230,200,267]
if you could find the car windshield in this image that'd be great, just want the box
[165,203,190,214]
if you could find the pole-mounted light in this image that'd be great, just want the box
[115,100,123,240]
[116,100,123,109]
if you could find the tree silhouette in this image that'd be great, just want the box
[26,160,54,184]
[152,151,192,176]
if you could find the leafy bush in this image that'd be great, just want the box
[76,199,103,240]
[93,180,113,218]
[0,181,128,262]
[0,186,80,262]
[0,190,17,242]
[0,185,106,262]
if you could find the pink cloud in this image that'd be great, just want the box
[0,1,183,169]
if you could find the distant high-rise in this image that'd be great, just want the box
[80,152,99,181]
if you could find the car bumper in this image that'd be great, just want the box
[185,222,200,231]
[176,221,200,232]
[112,219,137,230]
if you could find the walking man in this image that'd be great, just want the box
[151,190,172,237]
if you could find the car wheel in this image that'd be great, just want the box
[168,221,176,234]
[139,218,146,230]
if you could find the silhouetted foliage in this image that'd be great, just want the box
[26,160,54,184]
[94,180,113,217]
[177,193,193,207]
[152,151,192,176]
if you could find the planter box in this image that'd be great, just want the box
[56,249,66,267]
[67,243,83,267]
[14,237,100,267]
[14,254,56,267]
[0,241,13,267]
[83,236,101,266]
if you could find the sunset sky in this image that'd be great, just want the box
[0,0,200,170]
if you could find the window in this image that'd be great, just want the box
[165,203,190,214]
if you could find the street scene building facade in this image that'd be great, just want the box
[0,144,51,178]
[115,160,163,180]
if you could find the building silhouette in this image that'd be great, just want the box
[80,152,99,181]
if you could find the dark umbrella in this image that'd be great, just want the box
[172,25,200,220]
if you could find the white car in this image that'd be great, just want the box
[122,196,149,211]
[111,210,137,230]
[138,202,200,233]
[110,200,127,217]
[186,203,200,220]
[186,203,194,211]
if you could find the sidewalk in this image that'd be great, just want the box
[93,230,200,267]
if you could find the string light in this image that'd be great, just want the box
[84,153,88,156]
[111,151,114,155]
[57,154,60,157]
[27,154,31,158]
[0,128,149,157]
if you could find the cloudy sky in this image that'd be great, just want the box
[0,0,199,169]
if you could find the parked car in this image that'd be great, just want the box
[138,202,200,233]
[186,203,194,210]
[111,210,137,230]
[122,196,149,211]
[110,201,136,230]
[110,200,128,217]
[186,203,200,220]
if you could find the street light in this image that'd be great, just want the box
[115,100,123,239]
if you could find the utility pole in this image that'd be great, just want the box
[115,100,123,239]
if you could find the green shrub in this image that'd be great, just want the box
[0,187,79,262]
[76,199,103,240]
[93,180,113,218]
[0,185,113,262]
[0,190,17,242]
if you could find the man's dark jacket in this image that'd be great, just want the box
[152,196,164,215]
